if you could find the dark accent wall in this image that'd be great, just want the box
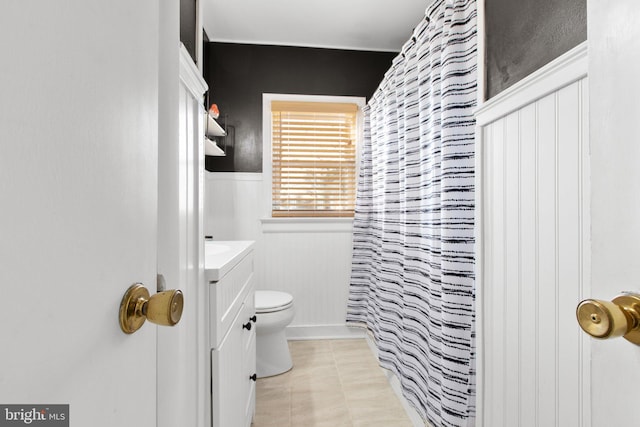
[180,0,197,63]
[203,43,396,172]
[485,0,586,99]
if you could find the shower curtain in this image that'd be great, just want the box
[347,1,477,426]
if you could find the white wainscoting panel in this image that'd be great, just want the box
[204,172,264,241]
[476,43,590,427]
[205,172,361,339]
[261,221,355,335]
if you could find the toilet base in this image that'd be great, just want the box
[256,329,292,378]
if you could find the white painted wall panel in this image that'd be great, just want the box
[556,82,584,427]
[477,63,589,426]
[485,120,505,427]
[204,173,264,241]
[518,103,537,427]
[536,92,558,427]
[261,228,353,328]
[503,112,520,427]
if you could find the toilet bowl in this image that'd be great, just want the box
[255,290,295,378]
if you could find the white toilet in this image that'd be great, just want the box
[254,290,295,378]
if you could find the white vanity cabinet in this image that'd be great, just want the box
[206,241,256,427]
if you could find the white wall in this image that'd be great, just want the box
[205,172,362,339]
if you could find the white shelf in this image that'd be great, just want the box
[205,137,225,156]
[206,113,226,137]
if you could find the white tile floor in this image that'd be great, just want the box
[251,339,413,427]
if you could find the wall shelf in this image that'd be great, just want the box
[206,113,227,137]
[205,111,226,156]
[205,137,225,156]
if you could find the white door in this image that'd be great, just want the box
[587,0,640,425]
[0,2,160,426]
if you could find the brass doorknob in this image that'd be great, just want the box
[576,293,640,345]
[119,284,184,334]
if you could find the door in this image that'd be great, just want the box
[0,2,160,426]
[587,0,640,424]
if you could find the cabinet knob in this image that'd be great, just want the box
[242,321,252,331]
[250,315,257,323]
[249,374,257,381]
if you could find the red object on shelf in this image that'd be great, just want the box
[209,103,220,119]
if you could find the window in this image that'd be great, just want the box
[269,99,360,218]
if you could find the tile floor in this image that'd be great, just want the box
[251,339,413,427]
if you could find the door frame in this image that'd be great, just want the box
[156,45,209,427]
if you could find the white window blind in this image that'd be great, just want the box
[271,101,358,217]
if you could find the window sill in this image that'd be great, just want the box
[260,217,354,233]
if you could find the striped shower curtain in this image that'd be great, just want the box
[347,1,477,426]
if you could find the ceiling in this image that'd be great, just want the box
[202,0,431,52]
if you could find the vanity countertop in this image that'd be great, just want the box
[204,240,255,282]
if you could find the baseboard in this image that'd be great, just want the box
[285,324,366,340]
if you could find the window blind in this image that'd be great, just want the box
[271,101,358,217]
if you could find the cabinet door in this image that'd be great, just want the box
[241,292,257,426]
[211,307,244,427]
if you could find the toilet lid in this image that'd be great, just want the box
[255,290,293,313]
